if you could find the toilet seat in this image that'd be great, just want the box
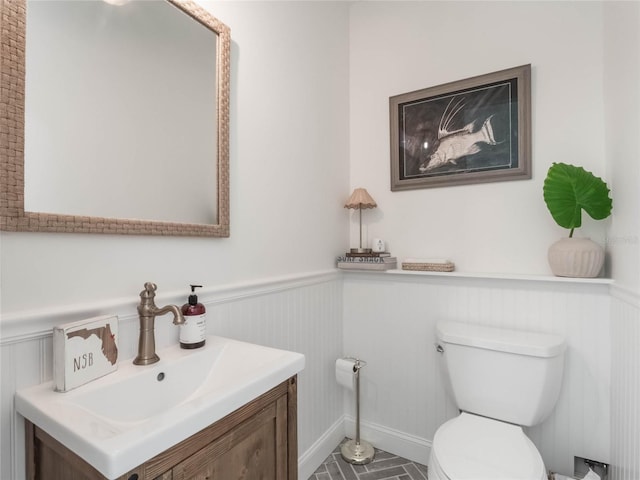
[430,412,546,480]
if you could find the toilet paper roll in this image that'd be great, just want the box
[335,358,357,391]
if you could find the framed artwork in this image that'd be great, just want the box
[390,64,531,191]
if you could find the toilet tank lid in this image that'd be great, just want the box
[437,321,566,358]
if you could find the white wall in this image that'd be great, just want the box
[2,2,639,479]
[603,2,640,480]
[345,2,635,478]
[0,2,350,479]
[1,272,344,480]
[0,0,351,315]
[349,1,608,275]
[604,1,640,293]
[343,272,611,477]
[610,293,640,480]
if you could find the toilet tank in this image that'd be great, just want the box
[437,321,566,427]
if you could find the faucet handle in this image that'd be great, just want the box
[140,282,158,299]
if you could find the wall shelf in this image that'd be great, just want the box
[341,268,613,286]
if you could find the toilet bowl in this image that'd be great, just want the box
[428,413,546,480]
[429,321,566,480]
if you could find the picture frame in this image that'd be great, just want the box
[390,64,531,191]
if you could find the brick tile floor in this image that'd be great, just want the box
[308,440,428,480]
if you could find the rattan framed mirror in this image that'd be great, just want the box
[0,0,230,236]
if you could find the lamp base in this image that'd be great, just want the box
[340,438,375,465]
[350,248,372,254]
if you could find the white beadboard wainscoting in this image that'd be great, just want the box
[343,270,612,477]
[610,286,640,480]
[3,268,636,480]
[0,270,344,480]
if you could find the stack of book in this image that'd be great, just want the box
[337,251,397,271]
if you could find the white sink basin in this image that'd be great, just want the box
[15,336,305,479]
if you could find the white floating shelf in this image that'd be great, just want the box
[342,268,613,285]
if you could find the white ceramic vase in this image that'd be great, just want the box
[547,237,604,278]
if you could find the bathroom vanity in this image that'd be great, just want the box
[16,336,305,480]
[25,376,298,480]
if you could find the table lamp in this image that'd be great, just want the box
[344,188,377,253]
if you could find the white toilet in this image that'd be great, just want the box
[429,321,566,480]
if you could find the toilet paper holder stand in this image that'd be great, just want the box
[345,357,367,372]
[340,357,375,465]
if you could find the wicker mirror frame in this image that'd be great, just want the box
[0,0,230,236]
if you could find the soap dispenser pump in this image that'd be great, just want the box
[180,284,206,349]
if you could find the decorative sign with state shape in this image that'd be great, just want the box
[53,315,119,392]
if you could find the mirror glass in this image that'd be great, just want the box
[25,0,218,224]
[0,0,230,236]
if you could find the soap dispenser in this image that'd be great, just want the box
[180,285,206,349]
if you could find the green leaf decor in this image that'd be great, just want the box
[543,163,612,238]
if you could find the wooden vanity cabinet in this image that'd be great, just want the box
[25,377,298,480]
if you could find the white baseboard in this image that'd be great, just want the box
[298,415,347,480]
[298,415,432,478]
[343,416,431,466]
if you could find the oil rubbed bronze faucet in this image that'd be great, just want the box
[134,282,185,365]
